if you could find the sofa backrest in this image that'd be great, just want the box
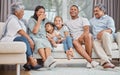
[0,22,5,38]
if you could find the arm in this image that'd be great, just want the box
[46,34,57,47]
[78,25,89,42]
[63,25,70,38]
[97,29,112,40]
[78,18,90,41]
[64,31,69,37]
[32,14,46,34]
[97,17,115,40]
[18,29,35,50]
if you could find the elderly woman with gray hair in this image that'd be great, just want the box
[0,2,42,70]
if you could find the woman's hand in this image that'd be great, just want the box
[38,14,46,22]
[32,14,46,34]
[18,29,35,51]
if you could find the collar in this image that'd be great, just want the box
[95,14,107,19]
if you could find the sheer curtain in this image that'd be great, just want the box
[93,0,120,31]
[0,0,22,22]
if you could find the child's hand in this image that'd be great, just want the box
[46,35,52,41]
[57,39,62,43]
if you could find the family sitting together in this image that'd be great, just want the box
[0,2,116,71]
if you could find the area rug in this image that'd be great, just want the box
[30,66,120,75]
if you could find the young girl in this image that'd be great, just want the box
[45,22,60,47]
[54,16,74,60]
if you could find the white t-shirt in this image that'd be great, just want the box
[0,15,26,42]
[66,17,90,39]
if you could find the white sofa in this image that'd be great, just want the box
[34,43,120,59]
[0,22,27,75]
[33,34,120,60]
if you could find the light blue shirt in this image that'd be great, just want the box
[55,25,69,38]
[89,15,115,39]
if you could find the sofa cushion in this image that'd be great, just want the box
[53,44,64,52]
[0,42,26,53]
[53,42,119,52]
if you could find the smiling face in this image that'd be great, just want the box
[15,8,24,19]
[36,8,45,17]
[70,5,79,19]
[45,23,54,33]
[94,7,104,19]
[54,16,63,29]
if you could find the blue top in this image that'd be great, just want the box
[27,17,52,52]
[89,15,115,39]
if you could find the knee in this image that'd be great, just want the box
[14,36,27,41]
[21,36,27,41]
[73,40,78,45]
[84,33,92,39]
[102,32,111,39]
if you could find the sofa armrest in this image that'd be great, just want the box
[0,42,26,53]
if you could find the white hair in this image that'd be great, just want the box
[95,4,106,14]
[11,2,25,14]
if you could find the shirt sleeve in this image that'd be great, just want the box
[28,18,36,32]
[107,17,115,33]
[82,18,90,26]
[7,18,22,36]
[63,25,69,32]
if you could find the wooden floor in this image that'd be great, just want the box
[0,70,30,75]
[0,65,30,75]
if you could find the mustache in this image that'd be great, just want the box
[95,13,98,15]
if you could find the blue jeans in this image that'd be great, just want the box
[14,36,33,58]
[62,36,73,52]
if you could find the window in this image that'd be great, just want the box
[23,0,93,22]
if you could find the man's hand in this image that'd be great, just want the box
[97,29,112,40]
[97,30,105,40]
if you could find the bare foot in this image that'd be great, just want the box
[66,50,71,60]
[69,48,74,57]
[103,62,115,68]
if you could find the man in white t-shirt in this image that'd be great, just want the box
[66,5,99,68]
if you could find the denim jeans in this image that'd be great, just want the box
[14,36,33,57]
[62,36,73,52]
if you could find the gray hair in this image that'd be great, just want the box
[95,4,106,13]
[11,2,25,14]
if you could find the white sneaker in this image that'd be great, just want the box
[86,62,92,68]
[91,61,99,68]
[44,56,56,69]
[49,61,57,69]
